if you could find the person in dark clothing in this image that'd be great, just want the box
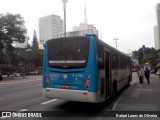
[144,67,150,84]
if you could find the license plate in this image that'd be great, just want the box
[61,84,70,89]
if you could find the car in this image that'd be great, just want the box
[30,71,39,75]
[9,73,21,77]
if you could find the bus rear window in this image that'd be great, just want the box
[48,36,90,68]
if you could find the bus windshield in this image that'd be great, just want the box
[48,36,90,68]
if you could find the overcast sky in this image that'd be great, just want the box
[0,0,160,53]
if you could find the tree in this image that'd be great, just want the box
[0,13,27,64]
[142,54,157,66]
[132,46,158,66]
[0,13,27,48]
[31,30,39,69]
[32,29,38,49]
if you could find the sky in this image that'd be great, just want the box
[0,0,160,54]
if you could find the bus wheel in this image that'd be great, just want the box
[112,81,117,98]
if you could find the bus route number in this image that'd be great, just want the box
[72,74,83,78]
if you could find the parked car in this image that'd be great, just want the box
[9,73,21,77]
[30,71,39,75]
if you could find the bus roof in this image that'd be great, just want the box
[85,32,97,37]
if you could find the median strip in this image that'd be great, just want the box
[41,99,58,105]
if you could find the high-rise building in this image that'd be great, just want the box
[154,26,159,50]
[53,22,99,38]
[155,3,160,50]
[73,22,99,37]
[39,14,63,49]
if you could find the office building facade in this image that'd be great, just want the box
[39,14,63,49]
[53,22,99,38]
[154,26,160,50]
[155,3,160,50]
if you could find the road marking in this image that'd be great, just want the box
[41,99,58,105]
[0,79,41,85]
[19,109,29,112]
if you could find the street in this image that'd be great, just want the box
[0,73,152,120]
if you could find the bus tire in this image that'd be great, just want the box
[112,81,117,98]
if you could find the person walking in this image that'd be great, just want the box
[156,67,160,79]
[137,67,144,84]
[144,67,150,84]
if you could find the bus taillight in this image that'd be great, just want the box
[46,75,50,86]
[84,75,90,89]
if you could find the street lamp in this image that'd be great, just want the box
[62,0,67,37]
[113,37,118,49]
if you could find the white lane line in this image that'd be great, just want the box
[41,99,58,105]
[19,109,29,112]
[0,79,41,85]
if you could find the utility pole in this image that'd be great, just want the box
[62,0,67,37]
[113,37,119,49]
[142,45,145,58]
[84,0,87,24]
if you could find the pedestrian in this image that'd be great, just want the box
[137,67,144,84]
[156,67,160,79]
[144,67,150,84]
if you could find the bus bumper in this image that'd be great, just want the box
[42,88,99,103]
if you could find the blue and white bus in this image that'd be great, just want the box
[42,33,132,103]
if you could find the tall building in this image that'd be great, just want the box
[73,22,99,37]
[155,3,160,50]
[39,14,63,49]
[53,22,99,38]
[154,26,159,50]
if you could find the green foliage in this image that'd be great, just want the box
[142,54,157,66]
[132,46,158,66]
[0,13,27,64]
[32,30,38,49]
[0,13,27,47]
[31,30,40,69]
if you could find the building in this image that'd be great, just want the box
[155,3,160,50]
[73,22,98,36]
[53,22,99,38]
[154,26,160,50]
[39,14,63,49]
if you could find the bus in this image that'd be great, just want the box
[42,33,132,103]
[132,65,139,72]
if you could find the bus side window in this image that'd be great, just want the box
[98,44,104,69]
[112,52,116,68]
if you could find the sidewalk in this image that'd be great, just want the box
[113,73,160,111]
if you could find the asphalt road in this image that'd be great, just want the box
[0,74,138,120]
